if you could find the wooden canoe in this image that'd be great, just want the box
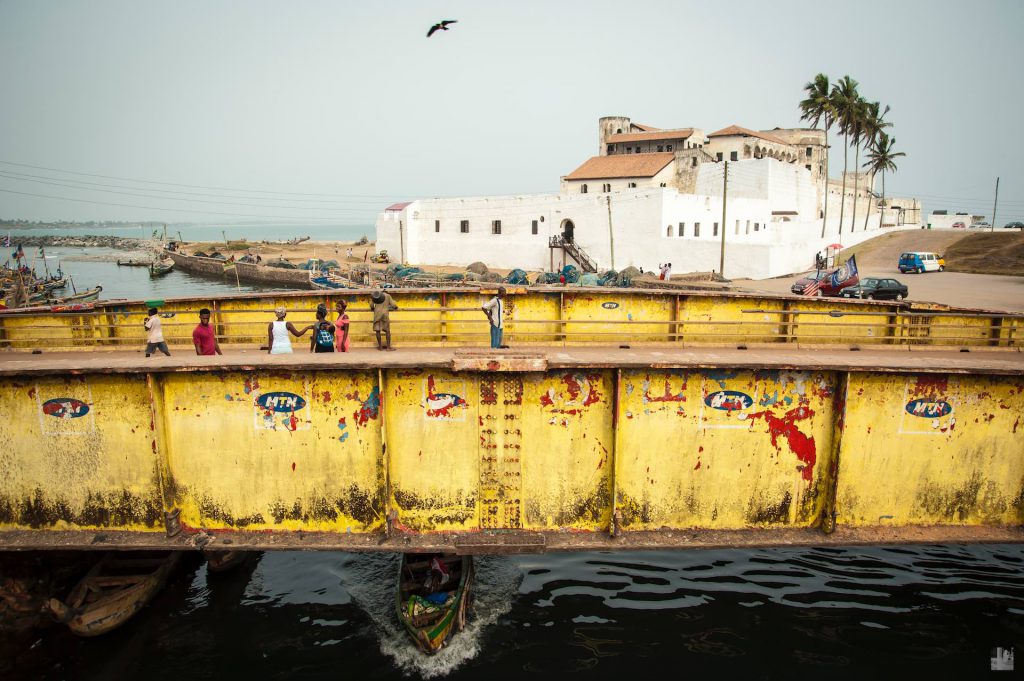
[149,260,174,276]
[45,551,182,637]
[396,553,472,654]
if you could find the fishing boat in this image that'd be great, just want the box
[396,553,473,654]
[117,259,150,267]
[203,549,252,573]
[310,275,352,290]
[45,551,182,636]
[28,285,103,306]
[150,258,174,276]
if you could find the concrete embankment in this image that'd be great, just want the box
[7,235,150,249]
[163,250,314,289]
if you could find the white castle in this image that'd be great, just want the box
[375,116,922,279]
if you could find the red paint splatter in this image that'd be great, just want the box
[909,375,948,399]
[747,406,817,482]
[487,360,500,372]
[694,459,702,470]
[539,392,554,407]
[322,391,332,403]
[1013,417,1019,434]
[560,373,602,406]
[645,379,686,403]
[698,446,704,453]
[338,417,346,427]
[27,387,36,399]
[291,462,296,471]
[551,409,579,416]
[243,377,259,395]
[425,376,466,417]
[286,413,298,431]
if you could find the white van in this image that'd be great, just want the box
[898,251,945,273]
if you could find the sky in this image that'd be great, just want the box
[1,0,1022,227]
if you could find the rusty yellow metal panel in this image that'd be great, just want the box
[158,370,384,532]
[0,375,162,530]
[615,369,838,530]
[213,296,325,347]
[517,371,613,530]
[836,372,1024,526]
[505,291,561,346]
[384,368,480,531]
[563,292,674,343]
[902,314,994,347]
[788,300,895,345]
[678,296,788,344]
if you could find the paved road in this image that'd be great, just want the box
[736,269,1024,313]
[734,229,1024,313]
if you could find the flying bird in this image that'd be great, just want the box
[427,20,457,37]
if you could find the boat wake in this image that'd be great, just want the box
[343,553,522,678]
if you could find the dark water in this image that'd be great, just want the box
[7,546,1023,680]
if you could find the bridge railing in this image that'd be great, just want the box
[0,289,1020,351]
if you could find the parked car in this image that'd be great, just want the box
[839,277,909,301]
[1005,221,1024,230]
[898,251,944,273]
[952,221,966,228]
[975,221,991,229]
[790,268,858,297]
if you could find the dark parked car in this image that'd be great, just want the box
[790,268,858,297]
[1004,221,1024,230]
[839,277,909,301]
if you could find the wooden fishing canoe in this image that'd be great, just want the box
[395,553,472,654]
[46,551,182,637]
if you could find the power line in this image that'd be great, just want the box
[0,188,371,222]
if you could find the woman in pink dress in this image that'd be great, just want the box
[334,300,351,352]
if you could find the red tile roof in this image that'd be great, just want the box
[607,128,695,144]
[384,202,412,212]
[631,123,660,132]
[708,125,788,146]
[564,153,675,180]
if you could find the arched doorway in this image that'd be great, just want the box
[562,219,575,243]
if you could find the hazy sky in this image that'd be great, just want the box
[1,0,1022,226]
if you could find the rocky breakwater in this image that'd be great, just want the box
[11,235,149,250]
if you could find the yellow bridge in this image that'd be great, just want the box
[0,288,1021,554]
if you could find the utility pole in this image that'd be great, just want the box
[991,177,999,232]
[719,161,728,278]
[606,196,615,271]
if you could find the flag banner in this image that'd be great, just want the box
[223,260,236,272]
[830,255,859,289]
[15,244,24,258]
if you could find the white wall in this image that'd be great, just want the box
[376,182,918,280]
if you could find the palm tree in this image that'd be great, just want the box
[860,101,891,231]
[863,132,905,229]
[830,76,859,236]
[799,73,834,239]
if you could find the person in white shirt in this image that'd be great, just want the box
[144,307,171,357]
[481,287,506,348]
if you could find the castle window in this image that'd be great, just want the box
[666,225,672,237]
[730,151,738,161]
[581,184,588,194]
[678,222,685,237]
[806,146,813,157]
[806,164,811,171]
[666,145,672,152]
[607,145,615,154]
[716,152,723,162]
[694,222,701,237]
[692,157,697,167]
[460,220,469,233]
[754,222,759,232]
[492,220,502,235]
[532,220,538,235]
[735,219,740,235]
[657,145,663,152]
[635,147,640,153]
[602,183,611,192]
[746,220,751,234]
[659,182,667,187]
[713,222,719,237]
[435,220,440,233]
[628,182,636,188]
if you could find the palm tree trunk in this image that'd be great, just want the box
[863,171,873,232]
[820,124,830,239]
[879,171,886,228]
[838,132,848,236]
[851,141,859,232]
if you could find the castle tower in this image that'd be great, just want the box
[599,116,631,156]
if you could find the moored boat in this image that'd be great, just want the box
[28,285,103,306]
[149,259,174,276]
[45,551,182,636]
[117,259,150,267]
[396,553,472,654]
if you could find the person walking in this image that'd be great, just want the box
[334,300,351,352]
[192,308,222,356]
[310,304,336,353]
[481,287,506,349]
[144,307,171,357]
[370,290,398,351]
[267,306,309,354]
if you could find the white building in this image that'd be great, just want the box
[375,116,921,279]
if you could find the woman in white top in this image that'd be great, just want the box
[267,307,310,354]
